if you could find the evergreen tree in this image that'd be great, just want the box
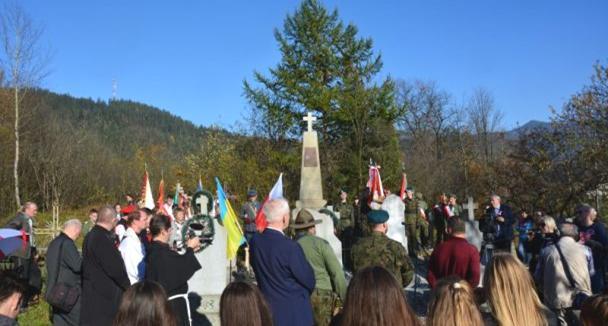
[244,0,401,193]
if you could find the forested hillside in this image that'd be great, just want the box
[0,90,208,220]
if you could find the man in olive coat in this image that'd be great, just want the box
[295,209,346,326]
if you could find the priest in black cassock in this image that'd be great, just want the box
[145,214,201,326]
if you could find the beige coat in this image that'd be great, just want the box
[535,236,592,309]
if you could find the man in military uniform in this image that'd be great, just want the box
[294,209,346,326]
[240,188,260,241]
[334,188,355,271]
[5,202,42,307]
[433,193,451,245]
[351,209,414,288]
[415,192,431,250]
[403,187,427,258]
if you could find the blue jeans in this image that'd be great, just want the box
[517,240,531,265]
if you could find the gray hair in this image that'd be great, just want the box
[263,198,290,223]
[490,194,501,201]
[63,219,82,231]
[22,201,37,212]
[559,223,579,239]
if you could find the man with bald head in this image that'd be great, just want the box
[81,206,130,326]
[46,219,83,325]
[250,198,315,326]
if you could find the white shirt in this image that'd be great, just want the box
[119,227,146,285]
[115,224,126,241]
[163,203,174,221]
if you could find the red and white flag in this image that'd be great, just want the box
[156,178,166,214]
[255,173,283,232]
[367,164,384,204]
[399,173,408,200]
[140,170,155,210]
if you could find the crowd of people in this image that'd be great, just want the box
[1,186,607,326]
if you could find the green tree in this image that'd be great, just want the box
[244,0,401,194]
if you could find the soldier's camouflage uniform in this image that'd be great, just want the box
[335,201,355,271]
[404,197,426,257]
[351,231,414,287]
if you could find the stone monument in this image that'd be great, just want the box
[296,112,326,209]
[293,112,342,265]
[463,196,482,250]
[188,217,229,325]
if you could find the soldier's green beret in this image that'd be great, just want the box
[367,209,389,224]
[406,186,414,192]
[247,188,257,197]
[339,187,348,195]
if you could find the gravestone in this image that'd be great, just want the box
[296,112,327,209]
[381,194,407,251]
[463,196,482,250]
[188,217,229,325]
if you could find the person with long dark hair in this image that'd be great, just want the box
[219,281,273,326]
[113,281,177,326]
[333,266,420,326]
[145,214,201,326]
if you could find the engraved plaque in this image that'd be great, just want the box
[303,147,318,167]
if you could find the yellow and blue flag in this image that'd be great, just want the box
[215,177,246,259]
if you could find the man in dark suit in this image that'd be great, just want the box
[81,206,130,326]
[46,219,83,326]
[480,194,514,252]
[250,198,315,326]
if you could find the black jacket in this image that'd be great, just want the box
[81,225,130,326]
[46,232,82,326]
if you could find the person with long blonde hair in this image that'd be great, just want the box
[426,276,483,326]
[483,252,557,326]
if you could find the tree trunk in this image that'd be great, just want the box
[13,86,21,208]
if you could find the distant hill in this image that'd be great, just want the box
[37,90,207,157]
[506,120,552,140]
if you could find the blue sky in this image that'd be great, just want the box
[16,0,608,129]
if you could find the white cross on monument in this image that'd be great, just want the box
[196,195,208,215]
[463,196,479,221]
[303,111,317,132]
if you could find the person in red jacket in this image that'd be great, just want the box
[427,216,480,288]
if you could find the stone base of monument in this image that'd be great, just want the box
[465,220,482,251]
[188,218,229,326]
[295,199,327,210]
[292,208,342,267]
